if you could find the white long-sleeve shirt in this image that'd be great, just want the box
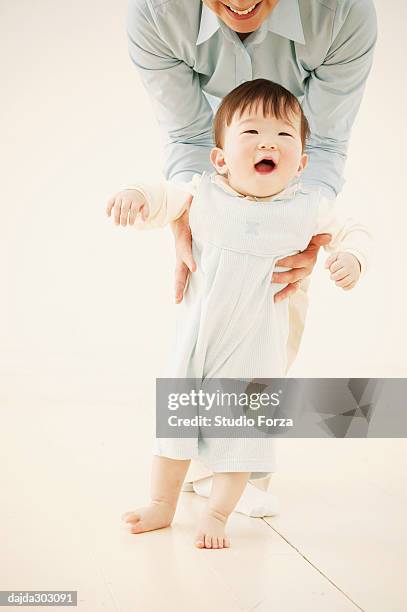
[127,172,370,275]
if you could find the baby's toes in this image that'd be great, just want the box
[122,511,140,523]
[204,534,213,549]
[212,537,220,549]
[223,537,230,548]
[195,533,205,548]
[217,537,225,549]
[129,520,144,534]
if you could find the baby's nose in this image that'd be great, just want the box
[258,142,278,150]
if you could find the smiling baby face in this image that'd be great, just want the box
[211,79,309,198]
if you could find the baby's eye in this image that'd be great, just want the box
[279,132,293,137]
[242,129,259,134]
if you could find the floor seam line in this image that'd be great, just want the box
[260,519,365,611]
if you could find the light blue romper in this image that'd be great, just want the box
[154,172,320,476]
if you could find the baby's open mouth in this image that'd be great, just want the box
[254,159,276,174]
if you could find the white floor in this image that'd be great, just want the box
[1,397,406,612]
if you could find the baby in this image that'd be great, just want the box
[106,79,369,549]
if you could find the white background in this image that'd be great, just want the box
[1,0,406,411]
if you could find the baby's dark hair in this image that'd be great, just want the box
[213,78,310,152]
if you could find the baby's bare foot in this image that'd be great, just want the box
[122,500,176,534]
[195,508,231,549]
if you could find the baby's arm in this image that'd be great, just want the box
[316,196,372,291]
[106,176,199,229]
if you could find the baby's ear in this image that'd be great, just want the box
[210,147,228,175]
[297,152,308,174]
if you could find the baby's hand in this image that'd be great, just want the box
[106,189,150,226]
[324,252,361,291]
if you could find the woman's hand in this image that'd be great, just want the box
[106,189,149,226]
[170,204,196,303]
[272,234,332,302]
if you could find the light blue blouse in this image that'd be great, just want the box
[127,0,377,199]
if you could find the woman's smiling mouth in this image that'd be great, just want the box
[223,2,262,20]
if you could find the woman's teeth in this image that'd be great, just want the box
[228,3,257,15]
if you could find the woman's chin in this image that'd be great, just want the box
[222,15,263,33]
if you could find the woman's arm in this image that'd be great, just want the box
[127,0,214,183]
[273,0,377,298]
[301,0,378,199]
[127,1,213,300]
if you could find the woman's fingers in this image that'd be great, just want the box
[183,250,196,273]
[174,260,189,303]
[174,240,196,303]
[174,222,196,272]
[174,250,197,303]
[274,281,300,303]
[272,267,306,284]
[171,209,196,303]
